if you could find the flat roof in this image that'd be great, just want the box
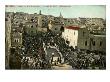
[66,26,80,30]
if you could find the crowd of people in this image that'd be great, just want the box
[52,33,106,69]
[9,30,106,69]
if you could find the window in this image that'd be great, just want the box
[83,31,85,37]
[74,32,75,35]
[15,39,19,43]
[93,41,95,46]
[31,19,34,22]
[55,28,57,30]
[103,24,106,26]
[85,41,87,46]
[5,18,8,21]
[92,24,95,25]
[60,26,64,32]
[31,25,33,28]
[100,41,102,46]
[17,39,19,42]
[14,39,16,42]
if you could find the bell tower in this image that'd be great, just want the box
[39,10,42,15]
[38,10,42,27]
[59,12,63,18]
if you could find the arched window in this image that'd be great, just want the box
[100,41,102,46]
[83,31,85,37]
[15,39,19,43]
[5,18,8,21]
[85,41,87,46]
[55,28,57,30]
[74,32,75,35]
[17,39,19,42]
[31,25,33,28]
[14,39,16,42]
[93,41,95,46]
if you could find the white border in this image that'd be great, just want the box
[0,0,110,82]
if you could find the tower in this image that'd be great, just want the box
[59,12,63,18]
[39,10,42,15]
[59,12,64,26]
[38,10,42,27]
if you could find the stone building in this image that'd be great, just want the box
[26,13,38,23]
[37,10,48,32]
[62,26,106,52]
[5,11,106,52]
[12,12,26,25]
[77,28,90,50]
[48,18,63,33]
[5,12,13,68]
[63,18,80,27]
[11,32,22,48]
[62,26,89,49]
[11,12,27,33]
[48,13,64,33]
[79,18,106,31]
[90,34,106,52]
[25,22,38,35]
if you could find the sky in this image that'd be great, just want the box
[5,5,106,19]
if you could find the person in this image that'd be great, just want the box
[57,57,59,64]
[15,55,21,69]
[23,58,29,69]
[9,55,15,69]
[54,60,57,66]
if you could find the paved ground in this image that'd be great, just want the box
[52,64,73,70]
